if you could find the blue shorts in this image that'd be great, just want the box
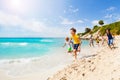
[108,39,113,45]
[73,44,80,50]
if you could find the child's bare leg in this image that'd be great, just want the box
[73,49,77,60]
[112,43,115,48]
[108,45,112,49]
[70,50,73,53]
[67,51,70,53]
[68,50,73,53]
[89,43,91,47]
[92,42,94,47]
[77,46,80,52]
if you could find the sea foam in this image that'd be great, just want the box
[40,39,53,42]
[0,42,28,46]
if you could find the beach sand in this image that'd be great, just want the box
[48,39,120,80]
[0,39,120,80]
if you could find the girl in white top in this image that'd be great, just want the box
[63,37,73,53]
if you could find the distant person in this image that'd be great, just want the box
[106,29,115,49]
[70,28,81,60]
[96,36,100,46]
[89,35,94,47]
[101,36,105,45]
[63,37,73,53]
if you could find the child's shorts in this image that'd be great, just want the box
[68,47,72,52]
[73,44,80,50]
[108,39,113,45]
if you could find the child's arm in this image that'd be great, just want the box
[63,43,66,47]
[78,36,81,43]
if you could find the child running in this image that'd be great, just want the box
[89,34,94,47]
[96,36,100,46]
[63,37,73,53]
[106,29,115,49]
[70,28,81,60]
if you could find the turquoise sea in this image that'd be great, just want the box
[0,38,89,59]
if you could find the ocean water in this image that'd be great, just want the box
[0,38,89,59]
[0,38,90,79]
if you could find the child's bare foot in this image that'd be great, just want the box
[73,59,78,62]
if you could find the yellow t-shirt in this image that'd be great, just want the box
[71,34,80,44]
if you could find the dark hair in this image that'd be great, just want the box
[65,37,69,41]
[70,28,76,33]
[106,28,111,34]
[106,28,111,32]
[107,28,111,31]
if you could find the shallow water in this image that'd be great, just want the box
[0,38,95,80]
[0,38,89,59]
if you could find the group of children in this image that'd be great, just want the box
[89,35,100,47]
[89,29,115,49]
[63,28,115,60]
[63,28,81,60]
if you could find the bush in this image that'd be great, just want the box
[85,28,91,33]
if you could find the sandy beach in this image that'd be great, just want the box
[48,39,120,80]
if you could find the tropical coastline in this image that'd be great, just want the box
[0,37,119,80]
[0,0,120,80]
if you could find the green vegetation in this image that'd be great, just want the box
[99,21,120,35]
[85,28,91,33]
[77,27,91,36]
[80,21,120,36]
[91,25,101,34]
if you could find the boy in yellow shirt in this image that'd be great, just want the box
[70,28,81,60]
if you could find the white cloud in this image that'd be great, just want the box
[72,8,79,13]
[0,11,46,33]
[103,6,120,23]
[84,19,89,22]
[77,20,84,23]
[69,8,79,13]
[63,10,66,13]
[104,13,120,23]
[61,18,74,25]
[104,14,113,18]
[69,5,73,8]
[0,11,65,37]
[91,20,99,25]
[23,20,47,32]
[61,18,84,25]
[114,14,120,21]
[106,6,116,11]
[117,18,120,21]
[60,16,84,25]
[0,11,22,26]
[63,6,79,14]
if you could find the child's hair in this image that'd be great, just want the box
[106,28,111,34]
[106,28,110,31]
[65,37,69,41]
[70,28,76,33]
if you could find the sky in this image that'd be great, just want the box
[0,0,120,37]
